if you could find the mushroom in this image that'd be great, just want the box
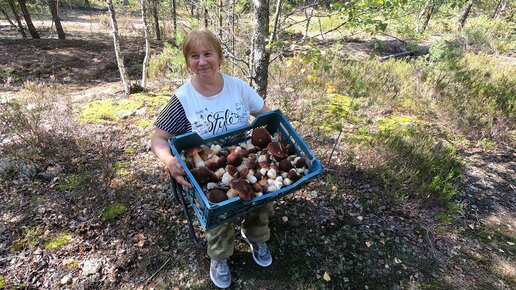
[226,151,243,167]
[207,189,228,203]
[251,127,272,148]
[279,159,294,172]
[267,142,288,160]
[287,168,301,182]
[184,147,205,168]
[294,156,307,168]
[226,178,253,201]
[190,166,218,186]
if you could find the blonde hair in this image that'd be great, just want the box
[182,28,224,63]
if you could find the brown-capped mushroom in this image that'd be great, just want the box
[294,156,307,168]
[190,166,218,186]
[227,178,253,201]
[279,159,294,172]
[251,127,272,148]
[226,151,243,167]
[267,142,288,160]
[207,189,228,203]
[184,147,205,168]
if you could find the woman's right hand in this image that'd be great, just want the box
[165,156,192,188]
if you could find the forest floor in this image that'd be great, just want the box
[1,8,515,290]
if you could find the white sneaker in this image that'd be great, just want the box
[210,258,231,288]
[241,230,272,267]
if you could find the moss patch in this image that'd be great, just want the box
[56,173,88,191]
[100,202,127,222]
[79,92,169,124]
[44,233,71,250]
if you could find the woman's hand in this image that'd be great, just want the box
[165,155,192,188]
[151,128,192,188]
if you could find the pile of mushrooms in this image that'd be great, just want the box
[181,127,309,203]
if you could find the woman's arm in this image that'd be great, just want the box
[251,105,271,117]
[151,128,192,187]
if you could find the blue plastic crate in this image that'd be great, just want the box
[168,110,323,230]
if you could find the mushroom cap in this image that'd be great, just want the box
[287,168,301,182]
[184,146,203,157]
[190,166,218,186]
[294,157,307,168]
[251,127,272,148]
[229,178,253,201]
[279,159,294,172]
[267,142,288,160]
[226,151,243,167]
[207,189,228,203]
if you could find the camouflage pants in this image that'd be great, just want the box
[206,203,273,260]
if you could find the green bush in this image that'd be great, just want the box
[148,42,186,80]
[462,16,516,53]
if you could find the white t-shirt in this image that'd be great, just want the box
[154,74,264,138]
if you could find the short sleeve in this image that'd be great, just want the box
[154,95,192,135]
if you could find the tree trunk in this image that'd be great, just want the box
[269,0,282,44]
[107,0,131,96]
[4,0,26,38]
[151,0,160,40]
[18,0,39,39]
[492,0,507,19]
[250,0,270,98]
[141,0,150,87]
[419,1,439,34]
[204,6,208,28]
[458,0,474,30]
[416,0,432,33]
[170,0,177,41]
[48,0,66,39]
[303,0,314,40]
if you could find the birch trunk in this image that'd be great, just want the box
[141,0,150,87]
[250,0,270,98]
[170,0,177,41]
[458,0,474,30]
[107,0,131,96]
[492,0,507,19]
[269,0,282,44]
[416,0,432,33]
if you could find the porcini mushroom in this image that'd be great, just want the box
[190,166,218,186]
[267,142,288,160]
[207,189,228,203]
[184,147,205,168]
[251,127,272,148]
[226,178,253,201]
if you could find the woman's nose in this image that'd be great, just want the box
[199,56,207,64]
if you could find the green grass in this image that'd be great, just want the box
[56,173,89,191]
[79,92,169,124]
[100,202,127,222]
[44,233,71,250]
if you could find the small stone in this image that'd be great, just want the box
[60,274,72,285]
[82,259,102,276]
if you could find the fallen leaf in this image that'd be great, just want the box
[507,241,514,246]
[331,185,338,192]
[357,216,363,221]
[468,224,475,229]
[394,257,402,264]
[365,241,372,248]
[379,238,385,245]
[282,216,288,222]
[323,272,331,281]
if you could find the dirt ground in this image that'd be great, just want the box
[1,8,515,290]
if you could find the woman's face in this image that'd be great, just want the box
[186,42,221,78]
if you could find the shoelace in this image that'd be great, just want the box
[215,260,229,274]
[257,243,269,257]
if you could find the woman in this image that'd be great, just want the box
[151,28,273,289]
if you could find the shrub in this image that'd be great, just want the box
[461,16,515,53]
[148,42,187,80]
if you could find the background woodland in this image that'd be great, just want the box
[0,0,515,289]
